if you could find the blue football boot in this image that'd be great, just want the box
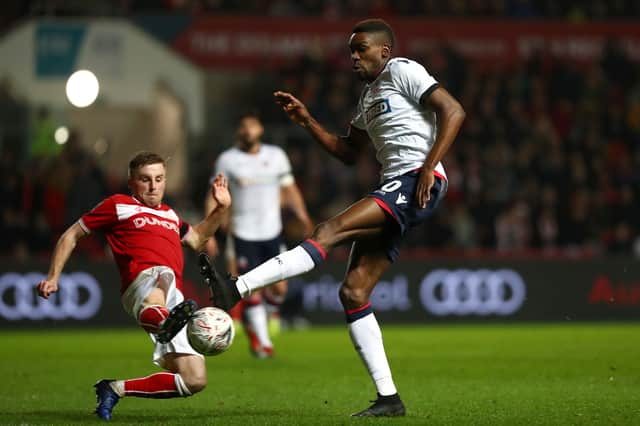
[94,379,120,420]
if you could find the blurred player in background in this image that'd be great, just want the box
[206,19,465,416]
[205,112,312,358]
[37,152,231,420]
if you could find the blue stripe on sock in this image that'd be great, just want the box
[300,240,325,266]
[345,304,373,323]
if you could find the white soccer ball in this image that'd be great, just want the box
[187,307,235,356]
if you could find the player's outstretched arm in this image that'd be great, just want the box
[415,87,465,208]
[274,91,369,165]
[203,181,231,257]
[184,173,231,251]
[281,183,314,237]
[37,222,88,299]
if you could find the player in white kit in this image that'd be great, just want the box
[205,19,465,416]
[206,113,312,357]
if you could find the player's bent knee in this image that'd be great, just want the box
[166,354,207,395]
[184,373,207,394]
[245,293,262,306]
[272,280,288,295]
[339,284,369,309]
[311,221,330,242]
[312,220,340,248]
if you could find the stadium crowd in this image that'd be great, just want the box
[7,0,640,21]
[158,0,640,20]
[1,14,640,260]
[245,41,640,257]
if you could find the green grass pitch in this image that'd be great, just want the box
[1,324,639,425]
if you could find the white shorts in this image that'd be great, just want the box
[121,266,203,367]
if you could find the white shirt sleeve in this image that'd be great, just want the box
[276,147,295,186]
[211,154,227,184]
[391,59,439,104]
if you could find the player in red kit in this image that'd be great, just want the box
[37,152,231,420]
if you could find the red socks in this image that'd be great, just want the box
[124,373,183,398]
[138,305,169,334]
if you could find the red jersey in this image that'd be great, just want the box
[79,194,191,293]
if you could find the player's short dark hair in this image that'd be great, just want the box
[128,151,166,177]
[352,19,395,49]
[238,111,262,123]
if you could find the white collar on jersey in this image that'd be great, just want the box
[131,195,162,209]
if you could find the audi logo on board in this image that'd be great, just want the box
[420,269,526,316]
[301,268,527,317]
[0,272,102,320]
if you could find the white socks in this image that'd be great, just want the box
[110,380,125,397]
[245,303,272,348]
[174,373,192,397]
[349,313,397,396]
[236,245,316,297]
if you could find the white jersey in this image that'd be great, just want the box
[214,144,294,241]
[351,57,446,182]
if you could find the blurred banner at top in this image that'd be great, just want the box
[35,23,88,78]
[134,17,640,69]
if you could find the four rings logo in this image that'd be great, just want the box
[420,269,526,316]
[0,272,102,320]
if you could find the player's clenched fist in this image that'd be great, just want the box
[273,91,312,126]
[37,279,58,299]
